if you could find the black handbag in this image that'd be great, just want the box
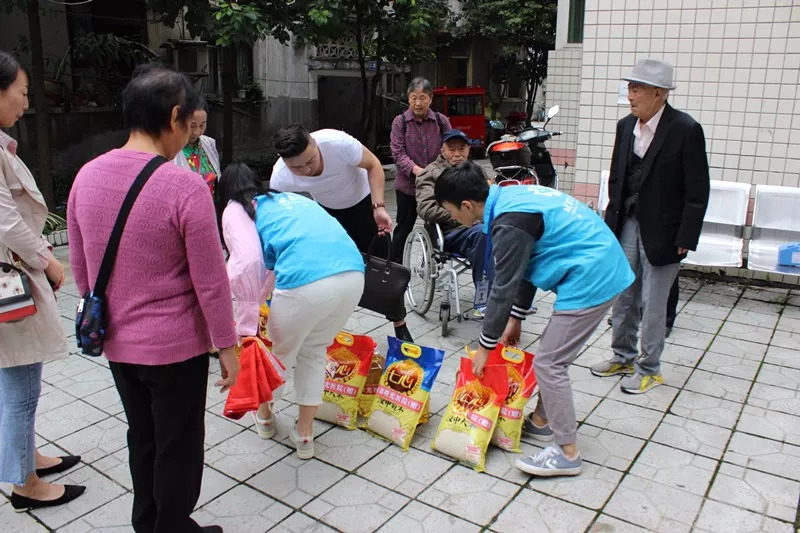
[358,234,410,321]
[75,156,167,356]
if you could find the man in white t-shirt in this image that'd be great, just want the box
[270,124,413,342]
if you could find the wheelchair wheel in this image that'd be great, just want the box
[439,302,450,337]
[402,228,435,315]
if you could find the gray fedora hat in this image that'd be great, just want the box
[622,59,676,90]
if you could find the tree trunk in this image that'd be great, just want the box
[365,30,384,150]
[27,0,55,210]
[526,80,538,120]
[353,11,369,140]
[222,46,234,166]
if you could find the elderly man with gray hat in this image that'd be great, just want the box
[591,59,710,394]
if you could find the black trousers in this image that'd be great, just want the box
[391,190,418,263]
[323,194,387,256]
[110,355,209,533]
[666,275,679,328]
[323,195,404,321]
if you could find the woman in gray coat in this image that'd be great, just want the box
[0,51,85,511]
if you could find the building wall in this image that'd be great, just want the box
[575,0,800,199]
[543,46,583,199]
[547,0,800,284]
[253,37,318,137]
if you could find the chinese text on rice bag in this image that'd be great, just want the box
[432,357,508,471]
[486,345,536,452]
[316,332,376,429]
[364,337,444,450]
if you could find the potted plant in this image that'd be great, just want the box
[43,212,68,246]
[237,70,250,99]
[72,33,158,107]
[41,50,73,107]
[242,79,265,104]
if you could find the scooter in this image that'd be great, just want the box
[486,105,562,189]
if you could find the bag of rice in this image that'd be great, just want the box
[364,337,444,450]
[485,345,536,452]
[315,332,376,429]
[358,350,384,417]
[432,357,508,472]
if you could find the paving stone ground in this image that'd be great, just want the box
[2,185,799,532]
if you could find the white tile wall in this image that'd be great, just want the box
[560,0,800,191]
[545,46,584,196]
[546,0,800,283]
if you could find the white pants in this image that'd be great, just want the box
[267,271,364,405]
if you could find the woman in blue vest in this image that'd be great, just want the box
[434,161,634,478]
[218,164,365,460]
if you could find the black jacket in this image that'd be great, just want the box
[604,104,710,266]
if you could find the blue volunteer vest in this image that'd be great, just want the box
[484,185,634,311]
[255,192,365,290]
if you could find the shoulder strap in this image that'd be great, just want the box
[435,112,448,135]
[92,155,167,297]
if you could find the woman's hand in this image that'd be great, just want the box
[215,345,240,393]
[412,165,424,177]
[44,257,65,292]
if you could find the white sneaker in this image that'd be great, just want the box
[251,410,275,440]
[289,424,314,460]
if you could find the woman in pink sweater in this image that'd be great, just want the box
[68,65,237,533]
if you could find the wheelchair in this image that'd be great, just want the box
[402,223,472,337]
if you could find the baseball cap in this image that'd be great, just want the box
[442,129,470,143]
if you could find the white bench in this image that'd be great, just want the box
[747,184,800,275]
[684,180,751,267]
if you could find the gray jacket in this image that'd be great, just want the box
[479,212,543,350]
[415,155,489,233]
[415,155,461,233]
[173,135,221,178]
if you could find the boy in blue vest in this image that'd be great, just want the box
[434,162,634,476]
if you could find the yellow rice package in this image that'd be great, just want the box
[432,357,508,472]
[358,350,385,417]
[364,337,445,450]
[315,332,376,430]
[485,345,537,452]
[419,398,431,425]
[257,302,273,348]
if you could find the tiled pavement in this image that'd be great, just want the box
[3,234,800,532]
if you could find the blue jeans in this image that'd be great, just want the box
[443,223,495,296]
[0,363,42,485]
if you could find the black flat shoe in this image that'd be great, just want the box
[10,484,86,512]
[36,455,81,477]
[202,526,223,533]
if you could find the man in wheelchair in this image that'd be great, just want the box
[415,129,495,317]
[434,161,634,478]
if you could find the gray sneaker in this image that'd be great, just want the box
[590,359,635,377]
[521,415,554,442]
[620,372,664,394]
[516,445,582,477]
